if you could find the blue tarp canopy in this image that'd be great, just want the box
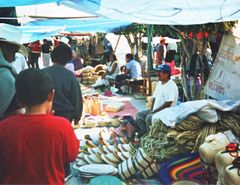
[61,0,240,25]
[0,0,56,7]
[1,0,240,25]
[19,17,131,43]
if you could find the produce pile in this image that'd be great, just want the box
[141,112,240,162]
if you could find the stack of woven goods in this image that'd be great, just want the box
[81,67,97,85]
[141,112,240,163]
[73,128,161,181]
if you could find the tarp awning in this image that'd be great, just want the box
[19,17,131,43]
[1,0,240,25]
[61,0,240,25]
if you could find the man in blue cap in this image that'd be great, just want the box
[134,64,178,136]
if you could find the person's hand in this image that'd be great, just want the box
[151,110,156,114]
[101,73,106,79]
[74,120,79,125]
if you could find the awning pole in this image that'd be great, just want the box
[147,24,153,70]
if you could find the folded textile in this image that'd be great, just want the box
[152,99,240,127]
[159,152,204,185]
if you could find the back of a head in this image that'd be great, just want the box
[125,53,133,61]
[16,68,54,106]
[51,44,72,65]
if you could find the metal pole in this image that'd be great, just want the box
[147,24,153,70]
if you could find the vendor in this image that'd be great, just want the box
[135,64,179,136]
[115,53,142,93]
[0,29,28,120]
[92,53,120,88]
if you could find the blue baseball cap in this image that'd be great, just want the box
[154,64,171,74]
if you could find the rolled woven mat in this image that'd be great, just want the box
[141,112,240,162]
[219,112,240,136]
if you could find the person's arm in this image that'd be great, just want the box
[107,62,117,75]
[163,45,167,58]
[63,122,79,163]
[150,98,155,111]
[69,78,83,124]
[0,70,16,116]
[151,101,172,113]
[125,63,131,75]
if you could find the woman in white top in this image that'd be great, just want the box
[92,54,120,87]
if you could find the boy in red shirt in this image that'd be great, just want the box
[0,68,79,185]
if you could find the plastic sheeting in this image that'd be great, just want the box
[19,18,131,43]
[0,0,56,7]
[25,18,131,32]
[61,0,240,25]
[1,0,240,25]
[19,27,63,43]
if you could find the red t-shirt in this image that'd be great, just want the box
[29,41,41,53]
[0,114,79,185]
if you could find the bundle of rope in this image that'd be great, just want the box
[141,112,240,162]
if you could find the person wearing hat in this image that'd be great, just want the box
[134,64,178,136]
[0,24,28,120]
[156,37,167,65]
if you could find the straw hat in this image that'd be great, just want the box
[94,64,106,73]
[84,153,104,164]
[199,133,229,165]
[97,70,106,76]
[60,37,69,45]
[88,147,105,155]
[117,152,133,161]
[98,118,111,127]
[118,144,136,153]
[141,160,160,179]
[118,158,138,180]
[101,152,122,167]
[111,117,122,127]
[102,145,120,154]
[133,148,153,171]
[0,23,28,57]
[112,137,128,145]
[84,117,97,128]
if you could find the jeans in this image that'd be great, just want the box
[135,109,153,136]
[30,53,40,68]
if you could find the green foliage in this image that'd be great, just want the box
[115,21,237,37]
[115,23,147,35]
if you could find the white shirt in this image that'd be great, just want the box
[11,53,28,74]
[107,61,120,78]
[152,79,178,111]
[167,42,177,51]
[65,63,75,73]
[126,60,142,79]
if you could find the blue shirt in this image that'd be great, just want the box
[126,60,142,79]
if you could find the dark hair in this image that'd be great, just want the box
[51,44,72,65]
[110,53,117,61]
[16,68,54,106]
[125,53,133,61]
[166,72,171,79]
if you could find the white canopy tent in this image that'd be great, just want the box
[0,0,240,25]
